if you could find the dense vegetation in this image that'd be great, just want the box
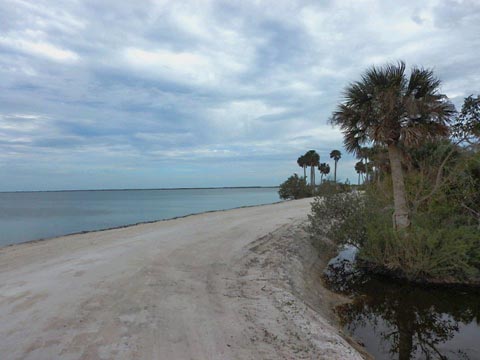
[308,62,480,285]
[278,174,311,200]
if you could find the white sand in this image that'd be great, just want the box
[0,199,363,360]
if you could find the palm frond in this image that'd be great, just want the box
[407,67,441,98]
[331,60,455,152]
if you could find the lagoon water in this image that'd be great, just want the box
[324,247,480,360]
[0,187,280,247]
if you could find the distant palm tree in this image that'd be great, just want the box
[330,150,342,183]
[357,147,372,183]
[331,61,454,229]
[297,155,307,179]
[370,144,389,182]
[318,163,330,183]
[304,150,320,190]
[355,161,366,185]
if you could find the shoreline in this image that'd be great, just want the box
[1,200,284,250]
[0,199,363,359]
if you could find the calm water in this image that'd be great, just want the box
[324,247,480,360]
[0,187,280,247]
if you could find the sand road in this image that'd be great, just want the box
[0,199,362,360]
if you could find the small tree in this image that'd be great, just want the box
[357,147,372,183]
[318,162,330,183]
[278,174,311,200]
[304,150,320,190]
[354,161,366,185]
[330,150,342,183]
[454,95,480,148]
[297,155,307,179]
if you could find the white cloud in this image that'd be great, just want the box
[207,100,287,135]
[151,147,236,160]
[124,47,213,83]
[122,45,247,86]
[0,113,48,132]
[0,36,79,62]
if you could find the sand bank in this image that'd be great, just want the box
[0,199,363,359]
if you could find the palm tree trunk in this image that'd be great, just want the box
[364,159,369,183]
[358,173,360,185]
[310,165,315,190]
[334,161,337,183]
[313,166,316,190]
[303,165,306,179]
[388,143,410,230]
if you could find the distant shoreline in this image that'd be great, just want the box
[0,186,280,194]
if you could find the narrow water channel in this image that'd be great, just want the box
[324,247,480,360]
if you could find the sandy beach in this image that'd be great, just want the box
[0,199,363,360]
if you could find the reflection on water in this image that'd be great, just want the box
[324,247,480,360]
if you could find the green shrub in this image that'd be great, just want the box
[315,180,352,196]
[307,190,372,249]
[278,174,311,200]
[361,218,480,282]
[307,186,480,284]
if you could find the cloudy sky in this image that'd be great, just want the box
[0,0,479,191]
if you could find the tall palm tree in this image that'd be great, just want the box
[330,150,342,183]
[355,161,366,185]
[304,150,320,190]
[331,61,454,229]
[297,155,307,179]
[318,162,330,183]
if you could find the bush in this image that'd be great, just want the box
[361,218,480,282]
[315,180,353,196]
[278,174,311,200]
[307,186,480,284]
[307,189,372,249]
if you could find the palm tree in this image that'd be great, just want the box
[318,162,330,183]
[357,147,372,183]
[355,161,366,185]
[304,150,320,190]
[370,144,389,182]
[330,150,342,183]
[297,155,307,179]
[331,61,454,229]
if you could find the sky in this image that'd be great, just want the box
[0,0,479,191]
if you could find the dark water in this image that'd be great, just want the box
[0,187,280,247]
[324,247,480,360]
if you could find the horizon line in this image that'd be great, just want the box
[0,185,280,194]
